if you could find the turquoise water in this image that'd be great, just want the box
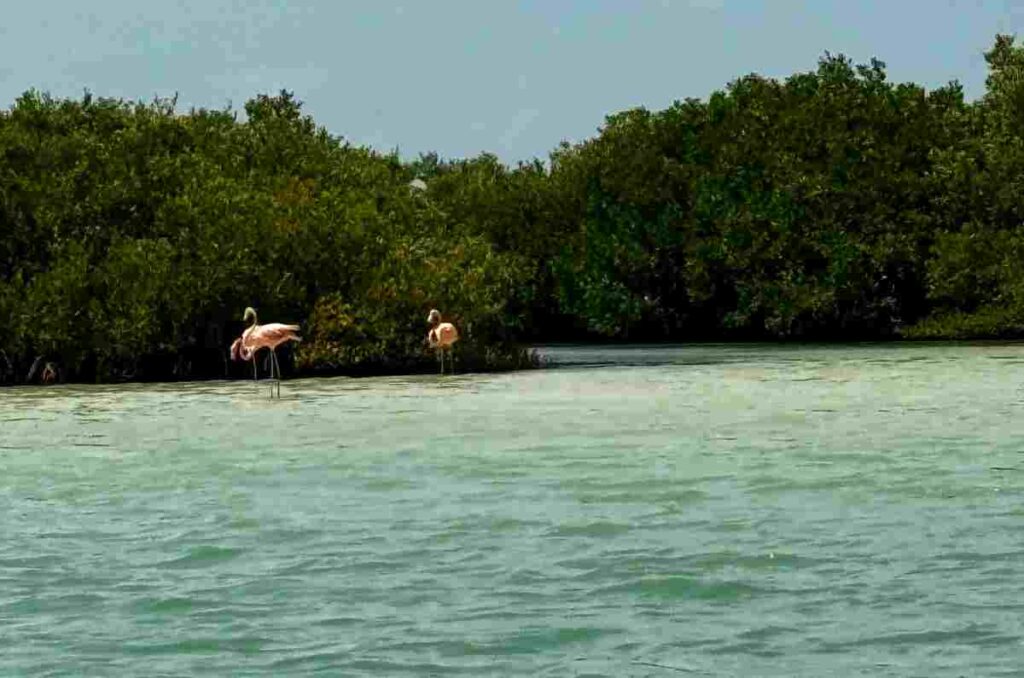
[3,343,1024,676]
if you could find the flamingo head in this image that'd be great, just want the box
[427,308,441,326]
[230,338,243,361]
[243,306,257,325]
[231,338,254,362]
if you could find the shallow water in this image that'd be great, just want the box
[3,343,1024,676]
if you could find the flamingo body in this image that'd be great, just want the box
[230,307,300,397]
[427,309,458,375]
[233,322,302,361]
[428,322,459,349]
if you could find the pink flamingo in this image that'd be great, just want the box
[230,306,301,398]
[427,308,459,375]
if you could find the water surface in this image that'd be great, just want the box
[3,343,1024,676]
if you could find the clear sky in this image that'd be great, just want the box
[1,0,1022,163]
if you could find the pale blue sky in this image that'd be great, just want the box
[1,0,1021,163]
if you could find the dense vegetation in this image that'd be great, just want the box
[4,36,1024,384]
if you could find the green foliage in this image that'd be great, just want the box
[558,53,970,339]
[902,305,1024,339]
[6,37,1024,384]
[0,89,531,382]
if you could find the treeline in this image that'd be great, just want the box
[4,36,1024,384]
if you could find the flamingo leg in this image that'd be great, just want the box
[272,350,281,398]
[277,351,283,398]
[267,350,276,398]
[268,350,273,397]
[251,353,258,388]
[437,348,444,375]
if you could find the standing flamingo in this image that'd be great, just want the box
[427,308,459,375]
[230,306,301,398]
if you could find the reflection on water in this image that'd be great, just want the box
[3,343,1024,676]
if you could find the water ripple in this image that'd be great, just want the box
[4,344,1024,675]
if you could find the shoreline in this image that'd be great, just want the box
[5,338,1023,388]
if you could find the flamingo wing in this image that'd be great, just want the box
[250,323,302,348]
[428,323,458,348]
[438,323,459,345]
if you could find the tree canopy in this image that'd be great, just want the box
[3,36,1024,384]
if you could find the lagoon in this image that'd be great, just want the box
[3,343,1024,675]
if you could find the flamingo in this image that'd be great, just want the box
[427,308,459,375]
[26,356,58,385]
[230,306,301,398]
